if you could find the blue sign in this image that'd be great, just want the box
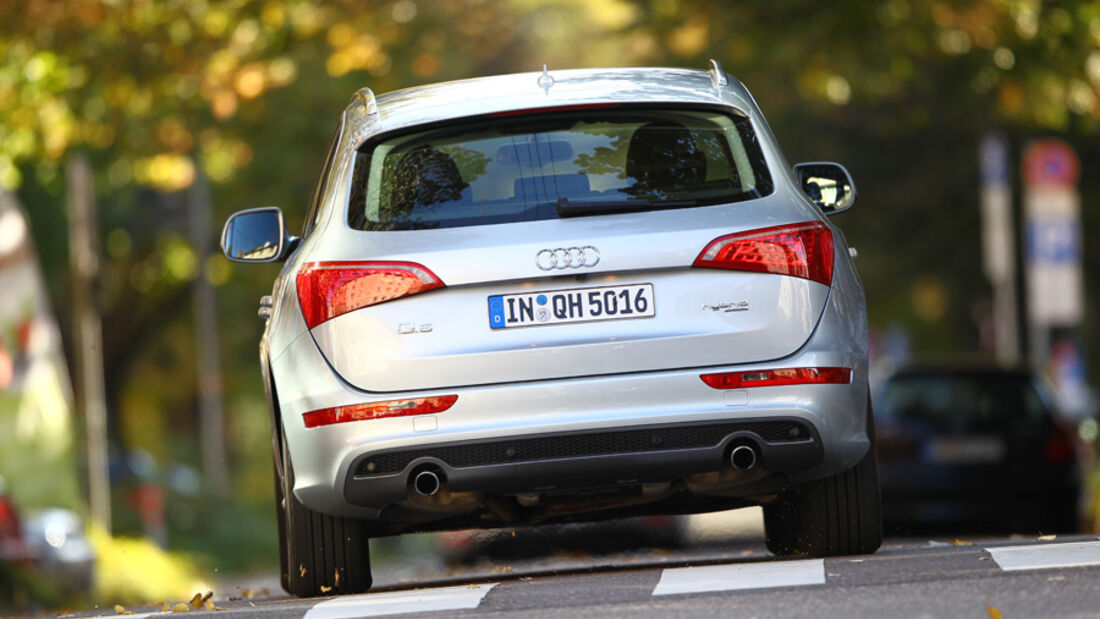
[1027,220,1080,263]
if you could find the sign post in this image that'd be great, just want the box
[1022,138,1089,418]
[979,134,1019,365]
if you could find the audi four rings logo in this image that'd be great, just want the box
[535,246,600,270]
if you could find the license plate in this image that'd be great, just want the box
[923,437,1006,464]
[488,284,655,329]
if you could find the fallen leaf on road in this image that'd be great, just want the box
[491,565,513,574]
[953,539,974,546]
[171,603,191,613]
[248,602,256,608]
[986,604,1003,618]
[113,605,132,615]
[1039,534,1057,541]
[160,603,171,612]
[189,593,203,609]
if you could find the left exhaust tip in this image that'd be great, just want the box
[413,470,442,496]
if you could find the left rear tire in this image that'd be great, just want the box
[280,437,373,597]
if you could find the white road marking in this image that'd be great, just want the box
[303,583,497,618]
[986,540,1100,572]
[652,559,825,596]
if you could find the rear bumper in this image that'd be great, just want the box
[344,417,823,509]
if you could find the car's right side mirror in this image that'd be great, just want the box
[221,206,294,263]
[793,162,856,215]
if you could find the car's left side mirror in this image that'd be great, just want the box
[221,206,298,263]
[793,162,856,215]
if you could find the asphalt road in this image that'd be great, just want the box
[69,512,1100,619]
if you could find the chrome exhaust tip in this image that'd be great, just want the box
[413,470,442,496]
[730,445,758,470]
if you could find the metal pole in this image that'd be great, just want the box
[65,155,112,533]
[188,163,229,498]
[979,134,1019,365]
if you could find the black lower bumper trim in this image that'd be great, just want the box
[344,418,823,509]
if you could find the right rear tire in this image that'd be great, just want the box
[764,401,883,557]
[280,438,373,597]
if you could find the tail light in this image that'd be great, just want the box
[296,261,444,329]
[1044,424,1076,464]
[693,221,834,286]
[303,395,458,429]
[701,367,851,389]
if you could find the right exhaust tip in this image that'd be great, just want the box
[413,470,442,496]
[730,444,758,470]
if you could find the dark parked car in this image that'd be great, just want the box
[875,365,1081,534]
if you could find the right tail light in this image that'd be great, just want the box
[693,221,835,286]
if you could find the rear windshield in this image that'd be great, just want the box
[877,371,1051,431]
[348,107,772,231]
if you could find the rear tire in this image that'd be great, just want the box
[274,460,290,593]
[280,438,373,597]
[764,398,883,557]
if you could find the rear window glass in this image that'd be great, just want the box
[877,372,1050,431]
[348,107,772,230]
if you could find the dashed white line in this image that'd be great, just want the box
[303,583,497,618]
[987,540,1100,572]
[652,558,826,596]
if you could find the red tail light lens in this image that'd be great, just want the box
[701,367,851,389]
[296,261,444,329]
[693,221,835,286]
[1043,425,1075,464]
[303,395,458,428]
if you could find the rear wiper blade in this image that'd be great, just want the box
[556,197,701,217]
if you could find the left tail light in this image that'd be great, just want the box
[303,395,458,428]
[693,221,834,286]
[296,261,444,329]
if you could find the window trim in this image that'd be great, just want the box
[302,118,345,237]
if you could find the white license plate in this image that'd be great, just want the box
[923,437,1006,464]
[488,284,655,329]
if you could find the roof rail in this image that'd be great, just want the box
[708,59,728,88]
[351,87,378,116]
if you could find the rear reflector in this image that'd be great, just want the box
[693,221,834,286]
[701,367,851,389]
[303,395,458,429]
[296,261,444,329]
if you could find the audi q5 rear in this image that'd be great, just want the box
[222,60,882,597]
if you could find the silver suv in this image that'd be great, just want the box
[222,60,881,597]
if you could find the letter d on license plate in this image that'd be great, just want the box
[488,284,655,329]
